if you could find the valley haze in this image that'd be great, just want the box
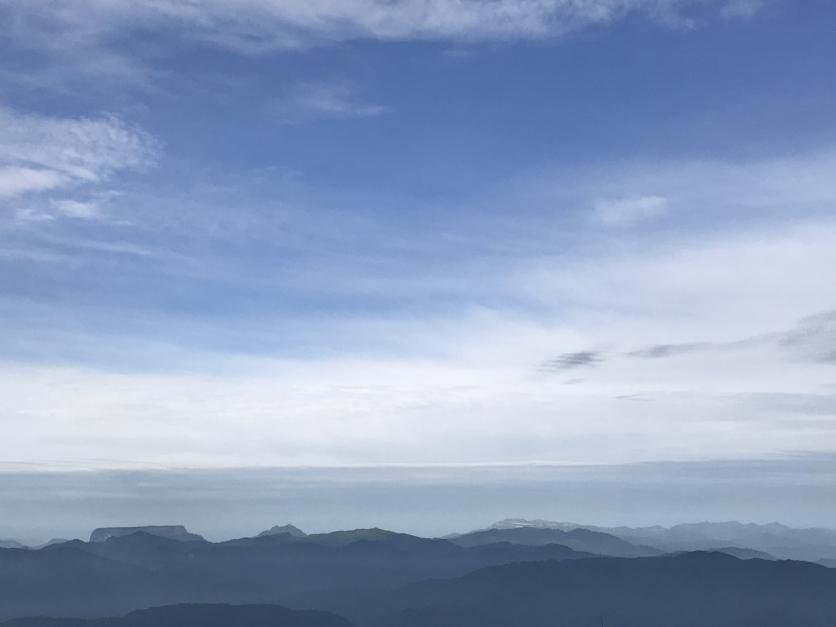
[2,458,836,543]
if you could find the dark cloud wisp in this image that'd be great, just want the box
[540,351,603,371]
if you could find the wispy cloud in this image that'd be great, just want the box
[627,311,836,365]
[0,1,770,63]
[512,149,836,232]
[777,311,836,364]
[0,106,157,182]
[0,166,67,198]
[593,195,669,227]
[50,199,104,219]
[721,0,767,18]
[628,342,712,358]
[274,81,388,124]
[540,351,603,371]
[0,106,158,222]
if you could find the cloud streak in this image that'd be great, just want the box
[593,195,669,227]
[0,106,158,221]
[0,0,769,58]
[627,311,836,365]
[628,343,710,358]
[274,81,388,123]
[540,351,603,371]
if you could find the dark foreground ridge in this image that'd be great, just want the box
[1,604,352,627]
[3,551,836,626]
[336,552,836,627]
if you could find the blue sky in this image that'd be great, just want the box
[1,0,836,472]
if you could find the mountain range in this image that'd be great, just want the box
[0,526,594,620]
[4,520,836,626]
[484,518,836,560]
[447,525,661,557]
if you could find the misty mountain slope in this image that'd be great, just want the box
[450,525,660,557]
[485,518,836,561]
[610,521,836,558]
[1,604,353,627]
[694,546,776,560]
[45,533,212,570]
[0,546,166,620]
[361,552,836,627]
[0,531,592,621]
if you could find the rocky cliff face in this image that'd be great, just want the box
[89,526,205,543]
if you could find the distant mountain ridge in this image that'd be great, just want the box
[0,539,77,551]
[448,525,660,557]
[89,526,205,544]
[484,518,836,560]
[695,546,776,560]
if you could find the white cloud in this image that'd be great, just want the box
[0,0,769,56]
[509,149,836,233]
[275,81,388,123]
[0,166,68,198]
[593,195,668,226]
[721,0,766,18]
[0,106,157,182]
[517,220,836,338]
[50,199,104,219]
[0,106,158,221]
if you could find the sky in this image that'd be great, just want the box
[1,0,836,537]
[5,458,836,542]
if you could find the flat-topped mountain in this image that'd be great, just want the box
[1,604,353,627]
[89,526,205,544]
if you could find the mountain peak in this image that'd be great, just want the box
[257,524,307,538]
